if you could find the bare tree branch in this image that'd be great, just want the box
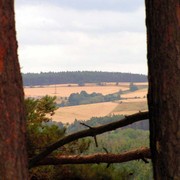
[34,147,151,167]
[29,111,149,168]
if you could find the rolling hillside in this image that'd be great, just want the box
[24,82,148,123]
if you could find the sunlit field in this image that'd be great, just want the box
[24,82,148,124]
[24,83,129,97]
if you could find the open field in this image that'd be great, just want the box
[24,82,148,124]
[24,84,129,97]
[52,102,119,123]
[121,88,148,99]
[112,100,148,115]
[53,98,148,124]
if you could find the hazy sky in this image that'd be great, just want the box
[15,0,147,74]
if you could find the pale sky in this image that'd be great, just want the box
[15,0,147,74]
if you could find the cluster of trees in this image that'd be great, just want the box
[22,71,147,86]
[26,96,151,179]
[59,90,121,107]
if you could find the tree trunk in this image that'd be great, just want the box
[0,1,28,179]
[145,0,180,179]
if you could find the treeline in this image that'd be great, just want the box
[52,114,149,134]
[22,71,147,86]
[66,115,149,134]
[59,90,121,107]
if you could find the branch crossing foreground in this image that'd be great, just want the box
[29,111,149,168]
[35,147,151,167]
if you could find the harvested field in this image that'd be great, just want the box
[111,101,148,115]
[134,82,148,86]
[121,88,147,99]
[53,102,119,124]
[24,84,128,97]
[52,99,148,124]
[24,82,148,124]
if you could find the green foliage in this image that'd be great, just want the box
[88,129,150,153]
[59,90,121,107]
[25,95,58,124]
[51,128,152,180]
[66,117,152,179]
[26,96,151,179]
[25,96,65,157]
[84,129,152,179]
[26,96,91,179]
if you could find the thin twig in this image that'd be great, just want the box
[103,147,109,154]
[94,136,98,147]
[80,122,93,129]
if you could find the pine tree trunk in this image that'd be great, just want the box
[145,0,180,179]
[0,1,28,179]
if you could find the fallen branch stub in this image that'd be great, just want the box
[29,111,149,168]
[34,147,151,167]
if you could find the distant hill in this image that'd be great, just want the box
[22,71,147,86]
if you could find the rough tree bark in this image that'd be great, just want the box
[35,147,151,167]
[145,0,180,179]
[0,1,28,179]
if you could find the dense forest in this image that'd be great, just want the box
[22,71,147,86]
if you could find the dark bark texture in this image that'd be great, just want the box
[0,1,28,179]
[145,0,180,179]
[35,147,151,167]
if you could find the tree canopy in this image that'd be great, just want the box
[23,71,147,86]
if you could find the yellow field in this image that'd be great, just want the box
[24,84,129,97]
[53,102,119,123]
[52,99,148,124]
[112,100,148,114]
[24,82,148,124]
[121,88,147,99]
